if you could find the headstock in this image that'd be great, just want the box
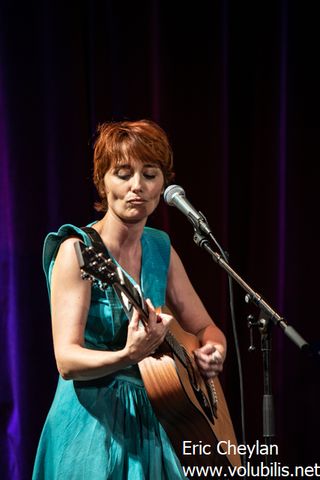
[74,240,149,324]
[74,240,119,290]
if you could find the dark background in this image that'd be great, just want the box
[1,1,319,478]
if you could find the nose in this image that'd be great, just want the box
[131,172,144,192]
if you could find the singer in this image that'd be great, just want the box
[32,119,227,479]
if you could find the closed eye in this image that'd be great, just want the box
[116,173,131,180]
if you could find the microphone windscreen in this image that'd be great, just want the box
[163,184,185,205]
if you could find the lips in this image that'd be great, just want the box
[127,198,146,204]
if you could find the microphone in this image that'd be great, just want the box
[163,184,212,236]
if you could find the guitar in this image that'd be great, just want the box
[74,241,242,470]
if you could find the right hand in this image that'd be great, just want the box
[124,299,172,363]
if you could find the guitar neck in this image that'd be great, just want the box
[114,275,189,369]
[163,331,189,369]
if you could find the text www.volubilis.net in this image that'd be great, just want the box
[182,461,320,478]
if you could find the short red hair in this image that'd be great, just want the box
[93,119,175,212]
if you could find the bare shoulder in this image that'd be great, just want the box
[52,236,85,284]
[57,236,82,255]
[55,236,81,264]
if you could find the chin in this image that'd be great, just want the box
[120,212,148,224]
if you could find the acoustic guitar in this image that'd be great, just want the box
[74,241,242,471]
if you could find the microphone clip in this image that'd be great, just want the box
[193,228,211,249]
[191,210,212,238]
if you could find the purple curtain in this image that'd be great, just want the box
[1,1,319,478]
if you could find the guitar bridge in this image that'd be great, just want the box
[206,379,218,419]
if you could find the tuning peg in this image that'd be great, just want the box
[106,258,116,269]
[81,271,91,281]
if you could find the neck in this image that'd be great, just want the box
[94,210,146,255]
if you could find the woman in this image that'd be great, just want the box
[33,120,226,479]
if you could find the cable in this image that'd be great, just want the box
[209,232,247,471]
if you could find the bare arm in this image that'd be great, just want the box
[166,246,226,378]
[50,238,171,381]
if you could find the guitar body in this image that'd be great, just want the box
[139,317,242,470]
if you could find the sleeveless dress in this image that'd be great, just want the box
[32,224,186,479]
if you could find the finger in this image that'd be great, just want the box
[145,298,155,311]
[210,350,223,364]
[195,356,211,370]
[195,343,216,356]
[197,360,223,378]
[156,313,173,328]
[195,352,223,371]
[130,308,141,330]
[196,351,222,364]
[145,298,158,325]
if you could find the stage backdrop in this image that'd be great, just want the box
[1,1,319,479]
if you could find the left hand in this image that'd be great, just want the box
[193,342,224,379]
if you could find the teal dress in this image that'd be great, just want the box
[32,224,186,479]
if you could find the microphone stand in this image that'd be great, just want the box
[192,228,310,470]
[193,230,309,350]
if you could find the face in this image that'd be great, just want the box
[102,159,164,223]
